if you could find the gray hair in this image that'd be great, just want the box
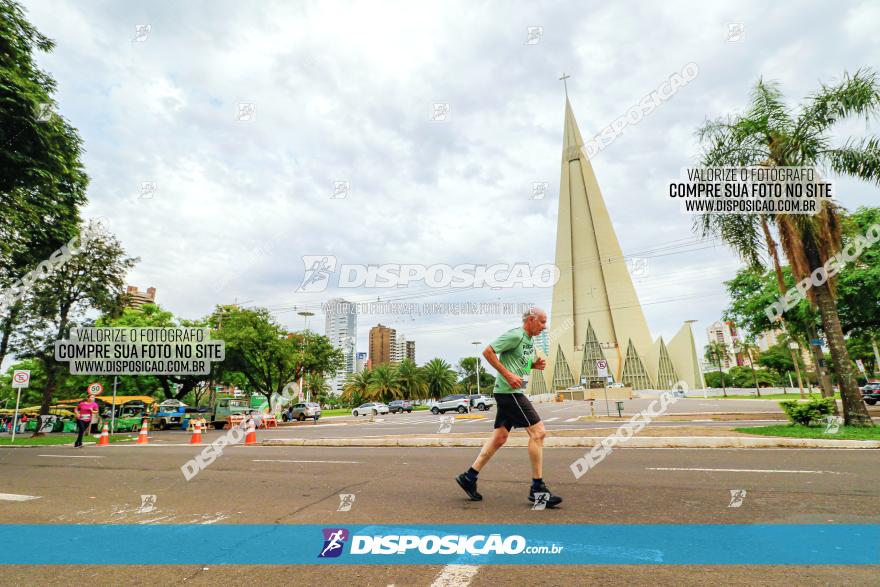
[522,307,546,321]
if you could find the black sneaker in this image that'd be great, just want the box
[528,483,563,508]
[456,473,483,501]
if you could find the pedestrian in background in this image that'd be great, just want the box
[73,392,99,448]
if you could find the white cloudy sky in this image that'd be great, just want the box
[20,0,880,365]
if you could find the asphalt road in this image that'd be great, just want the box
[1,439,877,585]
[211,398,794,440]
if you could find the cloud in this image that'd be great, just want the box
[18,0,880,366]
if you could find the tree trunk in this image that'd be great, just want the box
[813,283,872,426]
[805,325,835,399]
[872,336,880,376]
[0,303,22,367]
[748,353,760,397]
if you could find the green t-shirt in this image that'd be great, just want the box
[490,326,534,394]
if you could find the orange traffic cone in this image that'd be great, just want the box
[244,418,257,445]
[137,418,150,445]
[97,423,110,446]
[189,420,202,444]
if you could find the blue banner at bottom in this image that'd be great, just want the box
[0,524,877,565]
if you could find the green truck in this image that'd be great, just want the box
[210,396,253,429]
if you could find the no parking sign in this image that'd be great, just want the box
[595,359,609,378]
[12,370,30,388]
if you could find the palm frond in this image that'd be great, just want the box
[745,78,794,139]
[795,68,880,138]
[819,136,880,186]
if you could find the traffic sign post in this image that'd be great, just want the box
[596,360,610,416]
[10,370,31,443]
[111,376,118,435]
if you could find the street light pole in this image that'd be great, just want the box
[298,311,314,403]
[471,341,482,397]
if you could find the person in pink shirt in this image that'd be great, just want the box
[73,392,99,448]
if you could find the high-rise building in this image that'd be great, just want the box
[755,328,782,352]
[369,324,396,366]
[706,321,742,370]
[355,352,367,373]
[533,331,550,355]
[124,286,156,309]
[405,340,416,362]
[542,97,703,392]
[324,298,357,395]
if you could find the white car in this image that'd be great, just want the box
[352,402,389,417]
[431,394,471,415]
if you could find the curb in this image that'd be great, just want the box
[262,436,880,449]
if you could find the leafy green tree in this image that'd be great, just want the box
[756,339,808,390]
[456,357,494,394]
[0,358,45,407]
[12,222,137,416]
[423,358,457,399]
[217,306,343,411]
[695,70,880,425]
[94,303,209,400]
[0,1,89,365]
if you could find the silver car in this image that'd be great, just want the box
[431,394,470,415]
[352,402,389,417]
[288,402,321,422]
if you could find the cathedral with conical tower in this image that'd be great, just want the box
[529,96,704,392]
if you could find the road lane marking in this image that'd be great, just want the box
[430,564,479,587]
[37,454,104,459]
[252,459,363,464]
[647,467,843,474]
[564,417,579,422]
[544,417,559,422]
[0,493,40,501]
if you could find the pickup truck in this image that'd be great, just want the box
[211,397,253,429]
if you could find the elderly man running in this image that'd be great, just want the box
[455,308,562,507]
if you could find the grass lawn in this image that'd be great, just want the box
[0,433,137,446]
[734,424,880,440]
[717,393,840,400]
[322,405,430,417]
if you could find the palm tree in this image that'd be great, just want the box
[737,340,762,397]
[695,69,879,426]
[705,341,730,396]
[342,369,372,405]
[423,358,457,400]
[304,372,331,404]
[396,359,427,400]
[367,364,403,403]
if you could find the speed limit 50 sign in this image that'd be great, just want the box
[87,381,104,395]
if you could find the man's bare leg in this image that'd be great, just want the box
[525,421,546,479]
[471,426,509,471]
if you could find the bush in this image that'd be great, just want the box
[779,397,835,426]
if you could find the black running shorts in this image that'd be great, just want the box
[494,393,541,430]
